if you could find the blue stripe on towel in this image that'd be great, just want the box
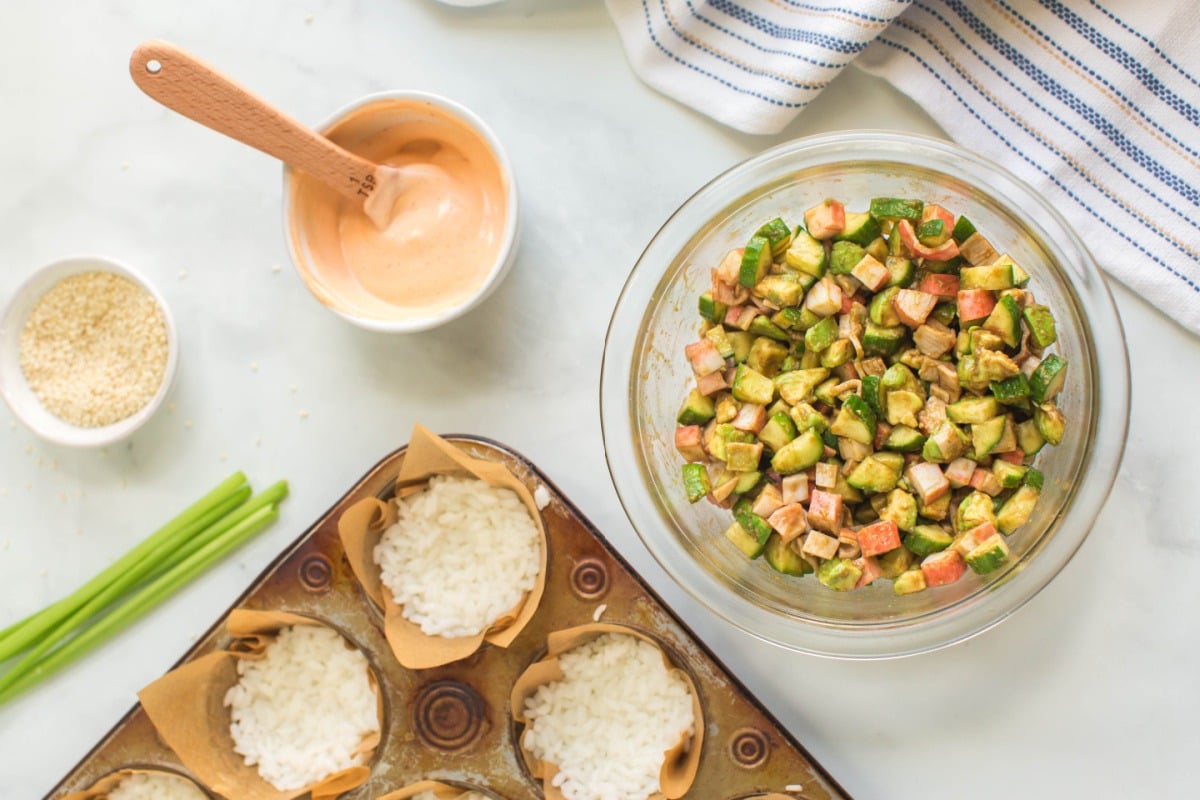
[943,0,1200,208]
[708,0,873,54]
[684,1,852,70]
[777,0,911,25]
[1084,0,1200,91]
[874,35,1200,294]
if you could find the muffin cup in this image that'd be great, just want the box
[337,425,548,669]
[61,768,208,799]
[137,610,382,800]
[378,780,491,800]
[509,623,704,800]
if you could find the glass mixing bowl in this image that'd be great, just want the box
[600,131,1129,658]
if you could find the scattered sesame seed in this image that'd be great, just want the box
[271,264,282,273]
[298,410,309,419]
[168,403,176,413]
[121,161,131,171]
[255,435,263,447]
[178,269,188,279]
[59,492,67,503]
[592,603,608,622]
[39,569,47,577]
[304,14,314,23]
[75,527,84,535]
[120,478,127,489]
[289,385,298,393]
[1,540,9,550]
[220,453,228,461]
[24,445,32,455]
[250,362,259,372]
[185,420,194,429]
[534,484,551,509]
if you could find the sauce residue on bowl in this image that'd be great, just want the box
[287,97,508,321]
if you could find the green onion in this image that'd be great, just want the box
[0,479,288,705]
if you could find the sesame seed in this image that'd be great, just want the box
[298,410,309,419]
[19,271,168,428]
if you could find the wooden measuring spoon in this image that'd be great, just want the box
[129,40,409,228]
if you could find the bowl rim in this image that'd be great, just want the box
[600,129,1130,659]
[281,89,520,334]
[0,254,180,448]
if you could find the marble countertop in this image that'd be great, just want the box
[2,2,1196,797]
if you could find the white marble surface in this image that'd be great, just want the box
[1,2,1197,798]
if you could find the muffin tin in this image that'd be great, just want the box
[46,435,852,800]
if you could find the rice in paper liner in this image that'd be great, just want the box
[61,768,209,799]
[376,780,490,800]
[509,623,704,800]
[137,609,382,800]
[337,424,548,669]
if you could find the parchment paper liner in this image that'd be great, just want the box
[62,768,210,800]
[377,780,492,800]
[137,610,382,800]
[509,623,704,800]
[337,424,548,670]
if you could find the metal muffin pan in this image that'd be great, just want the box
[46,435,852,800]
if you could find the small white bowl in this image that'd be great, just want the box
[282,91,520,333]
[0,255,179,447]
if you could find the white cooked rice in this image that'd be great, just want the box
[224,624,379,791]
[107,772,206,800]
[374,474,541,638]
[522,633,695,800]
[412,791,490,800]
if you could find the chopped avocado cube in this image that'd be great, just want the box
[747,337,789,377]
[830,395,877,445]
[698,291,728,324]
[754,274,804,308]
[956,491,997,533]
[870,197,924,221]
[969,328,1005,352]
[681,463,710,503]
[1029,355,1068,404]
[991,373,1031,405]
[758,411,798,452]
[785,230,828,278]
[789,402,827,434]
[739,235,773,288]
[868,286,903,326]
[817,557,863,591]
[1034,403,1066,446]
[892,569,928,595]
[960,263,1015,290]
[947,396,1002,425]
[1023,304,1058,348]
[726,331,754,364]
[748,315,790,342]
[836,211,883,246]
[916,489,952,521]
[877,546,914,579]
[771,429,824,474]
[904,524,953,557]
[872,451,906,474]
[830,240,866,276]
[964,533,1010,574]
[676,389,716,425]
[725,441,763,472]
[881,362,921,394]
[997,484,1040,534]
[884,390,924,428]
[775,368,830,405]
[804,316,839,353]
[763,533,813,576]
[865,236,889,262]
[755,217,793,257]
[983,294,1022,348]
[732,364,775,405]
[880,489,918,532]
[704,324,735,359]
[724,520,768,559]
[813,376,842,407]
[847,456,900,493]
[819,339,854,368]
[883,424,926,453]
[992,459,1028,489]
[773,306,817,331]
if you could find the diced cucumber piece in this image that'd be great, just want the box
[883,424,925,453]
[789,402,827,433]
[785,230,828,278]
[725,520,768,558]
[773,306,819,332]
[704,325,734,359]
[991,459,1028,489]
[747,337,788,377]
[931,302,957,327]
[764,533,813,576]
[1034,403,1066,446]
[971,416,1007,458]
[755,274,803,308]
[847,456,900,493]
[819,339,854,368]
[991,373,1031,405]
[916,218,947,246]
[870,197,924,221]
[1023,304,1058,348]
[881,362,921,394]
[775,368,830,405]
[892,569,928,595]
[699,291,728,324]
[817,557,863,591]
[951,215,977,242]
[727,331,754,363]
[1029,354,1068,404]
[830,395,877,445]
[1024,468,1045,490]
[734,470,762,494]
[771,429,824,474]
[947,396,1002,425]
[994,255,1030,287]
[862,321,906,356]
[755,217,793,257]
[869,286,902,326]
[734,504,773,543]
[836,211,882,246]
[677,389,716,425]
[681,463,710,503]
[732,364,775,405]
[960,264,1015,290]
[885,257,916,288]
[997,485,1040,535]
[872,451,906,474]
[758,410,798,452]
[830,241,866,276]
[748,315,790,342]
[983,294,1022,348]
[861,375,885,419]
[922,257,962,274]
[804,316,839,353]
[740,235,773,288]
[964,533,1010,574]
[903,524,953,557]
[1015,418,1046,456]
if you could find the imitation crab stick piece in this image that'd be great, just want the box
[854,555,883,588]
[804,199,845,239]
[921,549,967,587]
[857,519,902,557]
[918,273,960,297]
[894,289,939,328]
[695,370,727,396]
[685,339,726,377]
[768,503,809,544]
[957,288,997,322]
[905,461,950,505]
[675,425,706,462]
[897,219,960,260]
[807,489,843,534]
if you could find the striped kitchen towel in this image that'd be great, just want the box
[606,1,1200,335]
